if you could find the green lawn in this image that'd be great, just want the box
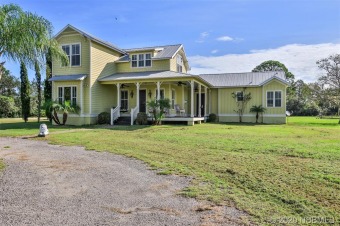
[0,117,339,225]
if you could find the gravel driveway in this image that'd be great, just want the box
[0,137,246,226]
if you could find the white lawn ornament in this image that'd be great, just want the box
[38,124,49,137]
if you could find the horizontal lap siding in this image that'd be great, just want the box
[90,42,121,114]
[263,81,286,115]
[52,35,90,76]
[218,87,262,115]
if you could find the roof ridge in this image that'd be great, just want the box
[55,24,126,54]
[123,44,182,51]
[200,71,284,76]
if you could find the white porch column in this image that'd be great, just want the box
[80,80,83,115]
[204,86,208,118]
[136,82,140,109]
[190,80,194,117]
[182,85,185,109]
[209,89,212,114]
[198,84,201,117]
[116,83,120,116]
[157,81,161,101]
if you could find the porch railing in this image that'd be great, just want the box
[111,106,120,125]
[131,105,139,125]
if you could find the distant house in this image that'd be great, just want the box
[50,24,288,125]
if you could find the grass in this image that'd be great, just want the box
[0,117,339,225]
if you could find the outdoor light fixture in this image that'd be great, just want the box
[148,90,152,98]
[130,90,134,98]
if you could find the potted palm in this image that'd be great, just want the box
[250,105,266,123]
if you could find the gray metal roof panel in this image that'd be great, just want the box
[198,71,287,87]
[117,44,182,62]
[99,71,192,81]
[49,74,87,82]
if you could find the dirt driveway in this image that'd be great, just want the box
[0,137,246,225]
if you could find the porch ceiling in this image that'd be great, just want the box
[98,70,211,87]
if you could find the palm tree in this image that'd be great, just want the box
[0,4,68,76]
[250,105,266,123]
[50,101,80,125]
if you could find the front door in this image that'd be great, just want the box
[196,93,205,117]
[139,90,146,113]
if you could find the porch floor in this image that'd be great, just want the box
[147,116,205,126]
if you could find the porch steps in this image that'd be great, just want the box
[115,116,131,126]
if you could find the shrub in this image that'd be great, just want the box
[136,112,148,125]
[208,113,217,122]
[98,112,110,124]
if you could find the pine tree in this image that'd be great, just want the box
[35,61,42,122]
[20,62,30,122]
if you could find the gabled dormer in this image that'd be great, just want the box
[115,44,190,73]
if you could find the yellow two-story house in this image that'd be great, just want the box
[50,25,288,125]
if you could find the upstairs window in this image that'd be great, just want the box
[61,44,81,66]
[267,91,282,107]
[58,86,77,105]
[131,53,152,68]
[176,55,183,72]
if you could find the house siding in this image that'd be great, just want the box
[52,34,90,76]
[90,42,121,114]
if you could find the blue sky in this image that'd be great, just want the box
[2,0,340,82]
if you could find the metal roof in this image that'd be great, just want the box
[198,71,288,87]
[49,74,87,82]
[54,24,126,54]
[98,70,204,83]
[116,44,182,62]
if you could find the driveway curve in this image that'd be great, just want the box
[0,137,246,226]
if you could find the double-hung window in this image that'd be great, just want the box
[131,53,152,68]
[58,86,77,105]
[61,43,81,66]
[267,91,282,107]
[236,91,244,101]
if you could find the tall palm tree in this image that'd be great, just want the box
[0,4,68,76]
[250,105,266,123]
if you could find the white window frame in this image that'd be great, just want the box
[120,90,129,111]
[131,53,152,68]
[61,43,81,67]
[57,86,77,105]
[266,90,282,107]
[176,55,183,72]
[236,91,244,102]
[171,89,176,109]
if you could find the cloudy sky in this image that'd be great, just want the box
[2,0,340,82]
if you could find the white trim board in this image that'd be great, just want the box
[218,114,286,117]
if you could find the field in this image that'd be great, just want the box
[0,117,339,224]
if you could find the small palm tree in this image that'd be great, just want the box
[250,105,266,123]
[147,98,170,125]
[49,101,80,125]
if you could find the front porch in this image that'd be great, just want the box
[98,71,211,126]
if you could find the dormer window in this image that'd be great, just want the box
[131,53,152,68]
[176,55,183,72]
[61,43,81,66]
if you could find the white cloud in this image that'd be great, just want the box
[188,43,340,82]
[216,36,233,41]
[196,31,210,43]
[211,49,218,54]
